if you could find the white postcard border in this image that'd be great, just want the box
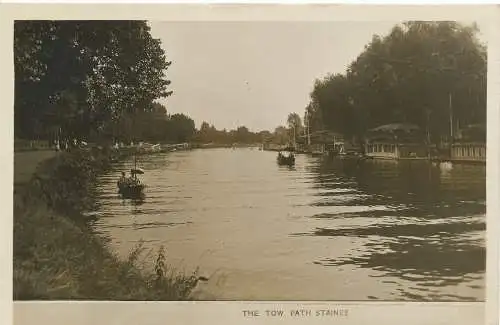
[1,3,498,325]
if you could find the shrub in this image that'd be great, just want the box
[14,148,199,300]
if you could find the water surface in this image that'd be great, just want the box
[92,148,485,301]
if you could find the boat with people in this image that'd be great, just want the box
[117,168,145,198]
[277,147,296,166]
[117,152,146,198]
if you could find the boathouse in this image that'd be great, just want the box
[450,124,486,163]
[451,142,486,162]
[262,142,284,151]
[297,130,345,154]
[364,123,428,159]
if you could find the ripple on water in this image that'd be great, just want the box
[92,150,486,301]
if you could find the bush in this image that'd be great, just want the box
[14,148,199,300]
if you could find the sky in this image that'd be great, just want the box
[148,21,486,132]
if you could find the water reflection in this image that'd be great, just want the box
[93,149,485,301]
[300,157,485,301]
[278,165,297,172]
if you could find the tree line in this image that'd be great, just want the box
[17,21,484,148]
[14,20,186,145]
[191,122,269,144]
[14,20,291,147]
[296,21,487,145]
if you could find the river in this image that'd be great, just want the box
[92,148,486,301]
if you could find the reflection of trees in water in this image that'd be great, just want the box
[314,225,484,300]
[308,222,485,300]
[303,157,486,299]
[307,158,486,218]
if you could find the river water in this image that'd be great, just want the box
[92,148,485,301]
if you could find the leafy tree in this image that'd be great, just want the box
[286,112,303,144]
[193,123,267,145]
[166,114,195,143]
[273,126,289,144]
[14,21,173,143]
[304,21,486,145]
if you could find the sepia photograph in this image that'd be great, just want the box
[12,18,489,302]
[5,3,499,325]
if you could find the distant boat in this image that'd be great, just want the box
[277,150,295,166]
[339,151,372,164]
[439,161,453,171]
[310,150,325,157]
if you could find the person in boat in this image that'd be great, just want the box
[129,169,142,186]
[118,171,128,187]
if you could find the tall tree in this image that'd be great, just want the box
[166,114,195,143]
[273,126,289,144]
[14,21,173,142]
[287,112,303,143]
[303,21,486,144]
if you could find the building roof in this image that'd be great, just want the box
[298,130,345,144]
[368,123,420,133]
[299,130,344,137]
[463,123,486,130]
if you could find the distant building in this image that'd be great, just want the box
[451,142,486,162]
[262,143,284,151]
[450,124,486,163]
[364,123,428,160]
[297,130,345,154]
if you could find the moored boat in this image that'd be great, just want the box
[338,150,372,164]
[310,150,325,157]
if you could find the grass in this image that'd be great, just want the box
[14,150,57,188]
[13,147,199,300]
[14,138,53,152]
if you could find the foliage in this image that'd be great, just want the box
[166,113,196,143]
[14,149,199,300]
[193,122,266,144]
[287,112,304,143]
[14,21,173,142]
[108,103,197,144]
[304,21,486,144]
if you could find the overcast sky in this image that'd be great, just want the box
[148,21,486,132]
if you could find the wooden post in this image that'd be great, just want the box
[449,92,453,139]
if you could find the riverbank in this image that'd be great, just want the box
[13,148,199,300]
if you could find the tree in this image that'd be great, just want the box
[258,130,273,142]
[14,21,173,143]
[287,112,303,144]
[167,114,195,143]
[287,113,303,132]
[303,21,486,144]
[273,126,289,144]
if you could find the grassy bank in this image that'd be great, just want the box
[13,148,199,300]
